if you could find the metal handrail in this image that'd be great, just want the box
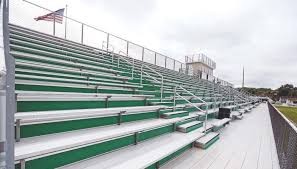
[178,85,207,105]
[101,42,164,101]
[173,86,208,133]
[141,63,164,102]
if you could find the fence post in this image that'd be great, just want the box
[81,23,84,44]
[126,41,129,56]
[154,53,157,65]
[53,13,56,36]
[106,33,110,51]
[142,47,144,61]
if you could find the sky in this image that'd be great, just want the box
[3,0,297,89]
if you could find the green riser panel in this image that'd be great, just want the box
[19,111,159,138]
[16,64,124,82]
[17,100,146,112]
[16,84,136,94]
[146,143,192,169]
[176,118,197,126]
[16,71,125,85]
[11,46,127,73]
[10,35,114,66]
[167,112,189,119]
[201,135,220,149]
[15,125,174,169]
[184,123,203,133]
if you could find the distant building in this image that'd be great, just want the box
[185,53,216,80]
[279,96,297,106]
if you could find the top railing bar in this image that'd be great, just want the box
[175,93,205,112]
[178,85,207,104]
[269,102,297,132]
[22,0,183,66]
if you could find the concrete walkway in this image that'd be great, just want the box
[161,103,280,169]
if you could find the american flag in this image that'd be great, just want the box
[34,8,65,24]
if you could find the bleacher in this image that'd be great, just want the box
[10,23,259,169]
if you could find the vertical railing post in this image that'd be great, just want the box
[140,64,143,85]
[53,13,56,36]
[106,33,110,51]
[142,47,144,61]
[81,23,84,44]
[165,56,167,68]
[126,41,129,56]
[173,60,176,71]
[204,104,208,133]
[160,76,163,102]
[173,86,177,111]
[132,58,134,79]
[154,52,157,65]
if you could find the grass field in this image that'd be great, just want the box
[276,105,297,126]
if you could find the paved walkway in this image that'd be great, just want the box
[161,103,280,169]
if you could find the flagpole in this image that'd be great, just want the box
[64,4,68,39]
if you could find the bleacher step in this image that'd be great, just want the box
[195,132,219,149]
[161,111,189,119]
[60,130,205,169]
[15,118,181,168]
[177,121,203,133]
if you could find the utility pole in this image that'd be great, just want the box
[242,66,245,88]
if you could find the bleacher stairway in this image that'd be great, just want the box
[10,24,257,169]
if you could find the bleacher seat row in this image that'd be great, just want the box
[9,23,259,169]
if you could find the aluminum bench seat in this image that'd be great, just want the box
[197,123,214,133]
[211,118,231,131]
[16,60,130,81]
[16,74,141,89]
[11,51,119,75]
[15,118,182,161]
[16,91,153,101]
[60,130,205,169]
[10,37,114,66]
[224,105,237,109]
[10,33,108,61]
[15,105,166,125]
[11,39,116,68]
[194,108,219,116]
[230,111,243,120]
[16,80,139,94]
[194,132,219,149]
[16,68,133,86]
[161,111,189,119]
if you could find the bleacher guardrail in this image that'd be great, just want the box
[268,102,297,169]
[11,0,186,73]
[173,85,208,133]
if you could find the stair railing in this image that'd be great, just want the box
[101,41,164,101]
[173,85,209,134]
[141,63,164,102]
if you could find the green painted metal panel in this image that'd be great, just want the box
[138,125,174,142]
[20,116,118,138]
[19,111,161,138]
[201,134,219,149]
[185,122,203,133]
[167,112,189,118]
[122,111,158,123]
[16,84,136,94]
[15,135,135,169]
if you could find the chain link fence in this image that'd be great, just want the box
[268,102,297,169]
